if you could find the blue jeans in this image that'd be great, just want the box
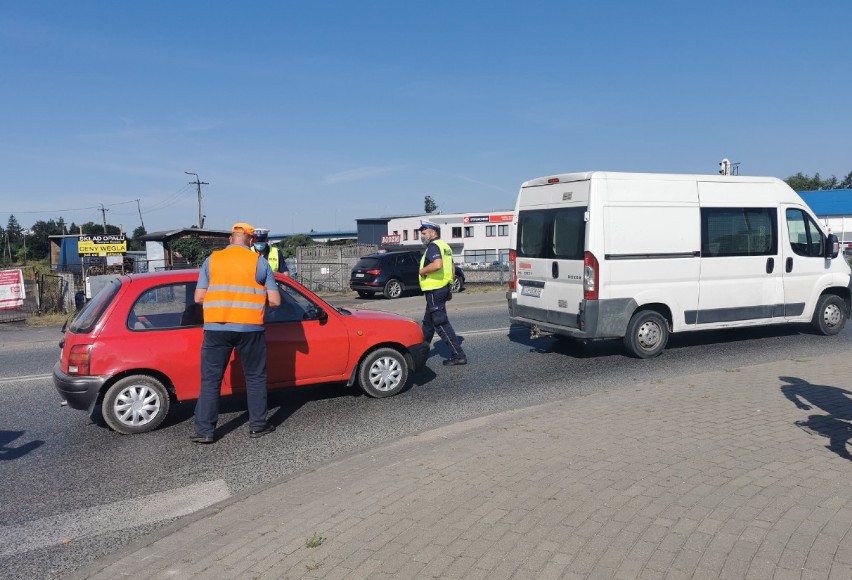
[422,286,465,359]
[194,330,268,437]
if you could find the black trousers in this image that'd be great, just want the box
[195,330,268,437]
[422,285,465,359]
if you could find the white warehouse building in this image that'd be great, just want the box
[383,211,515,266]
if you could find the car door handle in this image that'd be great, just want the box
[766,257,774,274]
[552,261,559,278]
[786,257,793,273]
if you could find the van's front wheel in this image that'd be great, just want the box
[812,294,847,336]
[624,310,668,358]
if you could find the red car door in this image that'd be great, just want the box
[260,281,351,387]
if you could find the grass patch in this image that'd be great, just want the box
[306,531,325,548]
[25,312,71,327]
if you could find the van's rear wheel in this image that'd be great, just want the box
[812,294,847,335]
[624,310,668,358]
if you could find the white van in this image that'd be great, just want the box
[507,171,851,358]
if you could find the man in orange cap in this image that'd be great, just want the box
[191,222,281,443]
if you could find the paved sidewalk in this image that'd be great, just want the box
[70,351,852,579]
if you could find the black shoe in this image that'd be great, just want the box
[190,435,215,444]
[249,424,276,438]
[443,356,467,366]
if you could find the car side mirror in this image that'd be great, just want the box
[826,234,840,259]
[306,305,328,322]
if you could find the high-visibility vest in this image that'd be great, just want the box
[253,246,281,272]
[203,246,267,325]
[419,239,454,291]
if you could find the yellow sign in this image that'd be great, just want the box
[78,235,127,256]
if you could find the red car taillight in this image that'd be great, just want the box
[366,269,381,275]
[508,249,517,291]
[583,251,599,300]
[68,344,92,376]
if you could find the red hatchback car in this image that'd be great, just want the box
[54,270,427,434]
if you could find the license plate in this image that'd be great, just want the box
[355,273,365,278]
[521,286,542,297]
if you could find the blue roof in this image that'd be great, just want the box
[798,189,852,216]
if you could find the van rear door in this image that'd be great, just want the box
[515,180,589,330]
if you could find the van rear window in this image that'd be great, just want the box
[517,207,586,260]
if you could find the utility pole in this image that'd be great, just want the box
[99,204,109,233]
[135,199,145,230]
[185,172,209,229]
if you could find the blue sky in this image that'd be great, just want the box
[2,1,850,235]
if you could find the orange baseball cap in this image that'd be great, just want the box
[231,222,255,236]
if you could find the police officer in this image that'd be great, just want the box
[418,220,467,366]
[252,228,290,276]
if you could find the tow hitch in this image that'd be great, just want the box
[530,325,555,340]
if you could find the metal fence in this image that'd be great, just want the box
[296,244,378,293]
[0,266,37,323]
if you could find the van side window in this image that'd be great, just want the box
[785,208,824,257]
[701,208,777,257]
[517,208,587,260]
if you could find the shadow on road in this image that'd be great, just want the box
[0,430,45,460]
[781,375,852,461]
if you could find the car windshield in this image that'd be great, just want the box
[69,278,122,334]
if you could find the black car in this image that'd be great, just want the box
[350,251,465,299]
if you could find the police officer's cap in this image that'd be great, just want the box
[418,220,440,232]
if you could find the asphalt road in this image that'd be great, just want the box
[1,290,850,579]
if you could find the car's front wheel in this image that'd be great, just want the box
[101,375,170,434]
[451,278,463,293]
[358,348,408,398]
[383,279,404,299]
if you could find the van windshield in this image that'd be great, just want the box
[517,207,586,260]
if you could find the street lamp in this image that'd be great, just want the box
[185,171,206,228]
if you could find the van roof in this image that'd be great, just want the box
[521,171,782,188]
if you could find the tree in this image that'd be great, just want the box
[784,171,852,191]
[28,218,65,261]
[424,195,438,214]
[6,215,22,245]
[170,235,211,267]
[129,225,147,251]
[278,234,314,259]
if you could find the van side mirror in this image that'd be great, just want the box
[826,234,840,259]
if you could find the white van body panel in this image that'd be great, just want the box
[509,171,851,348]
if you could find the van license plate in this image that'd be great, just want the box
[521,286,542,297]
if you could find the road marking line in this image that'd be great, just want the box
[460,327,523,336]
[0,373,53,384]
[0,479,231,556]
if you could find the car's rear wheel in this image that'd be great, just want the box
[451,278,463,293]
[357,290,374,299]
[358,348,408,398]
[623,310,668,358]
[812,294,847,335]
[102,375,170,434]
[383,279,404,299]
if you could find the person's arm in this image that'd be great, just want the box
[258,258,282,308]
[195,258,211,304]
[277,248,291,276]
[419,243,443,277]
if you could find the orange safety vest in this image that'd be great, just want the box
[203,246,267,325]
